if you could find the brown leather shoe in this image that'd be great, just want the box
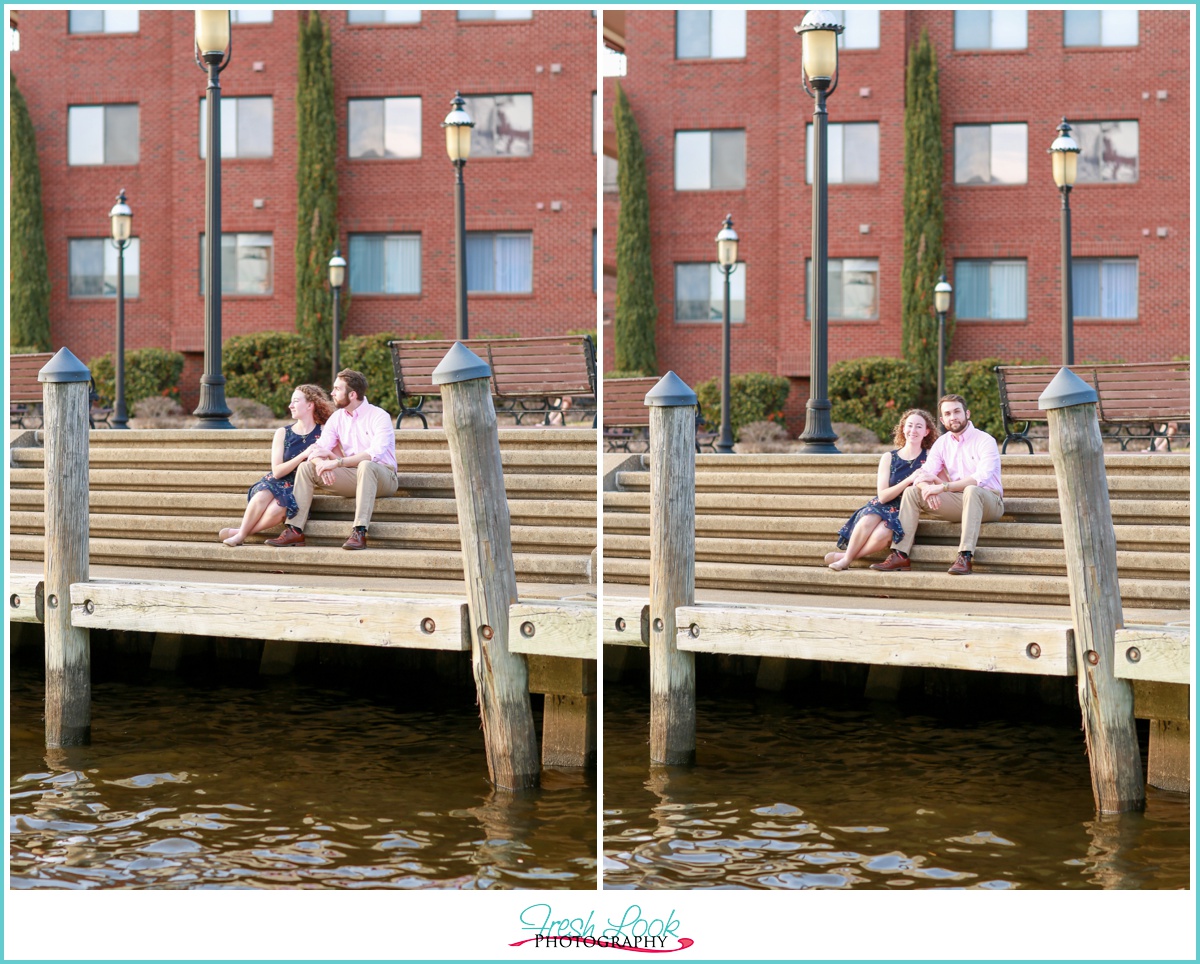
[869,550,911,572]
[948,552,973,575]
[342,529,367,550]
[265,527,305,548]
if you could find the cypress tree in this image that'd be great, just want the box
[294,11,341,372]
[900,30,946,401]
[9,70,52,351]
[613,81,657,376]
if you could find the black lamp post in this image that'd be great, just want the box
[1049,118,1080,367]
[714,214,739,454]
[795,10,844,454]
[934,273,952,403]
[108,188,132,430]
[329,248,346,382]
[442,92,474,341]
[193,10,234,429]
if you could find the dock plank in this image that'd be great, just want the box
[508,601,597,660]
[1114,626,1191,685]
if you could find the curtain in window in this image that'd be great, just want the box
[69,241,104,296]
[675,265,711,320]
[956,262,990,318]
[1071,260,1100,317]
[1102,261,1137,318]
[989,262,1025,319]
[495,234,531,292]
[385,236,421,294]
[349,236,381,292]
[466,234,495,292]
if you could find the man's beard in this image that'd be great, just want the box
[335,395,350,409]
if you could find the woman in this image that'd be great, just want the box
[218,384,334,546]
[825,408,939,571]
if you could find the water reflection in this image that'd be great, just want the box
[604,689,1188,890]
[9,668,595,889]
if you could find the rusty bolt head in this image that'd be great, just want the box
[1126,647,1142,664]
[1026,642,1041,659]
[480,625,494,640]
[9,594,20,609]
[520,621,535,638]
[652,617,664,633]
[615,617,626,632]
[47,594,58,609]
[84,599,95,615]
[689,623,700,638]
[1085,650,1100,666]
[420,617,436,634]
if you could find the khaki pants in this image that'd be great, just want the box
[895,484,1004,555]
[290,460,399,531]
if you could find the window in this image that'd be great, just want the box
[805,123,879,183]
[603,156,618,192]
[231,10,273,24]
[1073,259,1137,319]
[1064,10,1138,47]
[592,92,598,154]
[466,233,533,293]
[675,10,746,59]
[68,238,140,298]
[199,97,273,159]
[593,230,598,293]
[805,259,878,320]
[1072,121,1138,183]
[348,97,421,159]
[464,94,532,157]
[347,235,421,295]
[348,10,421,24]
[954,10,1026,50]
[199,234,274,295]
[457,10,532,20]
[675,263,746,323]
[69,10,138,33]
[674,130,745,190]
[955,260,1026,320]
[954,124,1026,184]
[830,9,879,49]
[67,105,138,165]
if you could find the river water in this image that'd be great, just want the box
[603,683,1189,890]
[8,662,596,890]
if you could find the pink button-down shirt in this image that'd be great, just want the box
[919,422,1003,497]
[316,399,397,471]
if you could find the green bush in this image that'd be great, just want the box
[694,372,790,441]
[339,332,399,417]
[89,347,185,408]
[829,356,923,442]
[223,331,316,417]
[944,357,1039,442]
[604,369,654,380]
[10,345,44,356]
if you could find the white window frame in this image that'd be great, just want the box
[953,123,1027,185]
[465,232,534,293]
[674,129,746,191]
[1063,10,1138,47]
[68,238,141,298]
[231,10,273,24]
[199,96,274,159]
[674,263,746,324]
[805,258,880,321]
[955,259,1027,321]
[463,94,533,158]
[347,97,423,160]
[805,122,880,184]
[347,9,421,24]
[199,233,275,296]
[457,10,533,21]
[67,104,139,166]
[68,10,139,34]
[953,10,1027,50]
[674,10,747,60]
[1071,258,1138,319]
[347,234,423,295]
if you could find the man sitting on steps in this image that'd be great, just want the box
[870,393,1004,576]
[266,368,398,551]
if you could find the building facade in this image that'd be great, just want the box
[602,10,1191,430]
[13,9,597,406]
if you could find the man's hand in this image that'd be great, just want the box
[918,480,943,510]
[311,456,340,486]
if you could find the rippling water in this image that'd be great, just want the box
[9,666,596,889]
[603,686,1189,889]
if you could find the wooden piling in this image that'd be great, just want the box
[1041,368,1145,812]
[39,349,92,747]
[434,343,540,790]
[645,372,697,765]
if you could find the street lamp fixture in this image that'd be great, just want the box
[795,9,844,454]
[328,248,346,383]
[934,274,952,402]
[193,9,234,428]
[1049,117,1080,366]
[442,92,475,341]
[714,214,739,455]
[108,188,133,430]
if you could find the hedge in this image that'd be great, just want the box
[945,357,1039,442]
[89,347,184,408]
[829,356,923,442]
[223,331,317,417]
[694,372,790,441]
[339,332,400,417]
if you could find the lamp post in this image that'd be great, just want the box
[328,248,346,382]
[934,273,952,403]
[108,188,133,430]
[442,92,474,341]
[795,10,844,454]
[714,214,739,454]
[193,10,234,429]
[1049,118,1080,367]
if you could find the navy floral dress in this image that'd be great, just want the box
[246,424,322,519]
[836,449,928,550]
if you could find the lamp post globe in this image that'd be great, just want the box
[108,189,133,429]
[328,248,346,383]
[1049,118,1080,366]
[714,214,739,455]
[934,274,952,403]
[795,10,844,454]
[443,92,475,341]
[193,9,234,428]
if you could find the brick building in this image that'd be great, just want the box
[602,10,1191,430]
[12,9,597,406]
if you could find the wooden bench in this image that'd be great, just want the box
[601,376,715,454]
[995,361,1191,453]
[8,352,54,429]
[389,334,597,429]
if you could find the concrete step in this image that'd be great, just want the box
[602,558,1190,610]
[681,452,1190,478]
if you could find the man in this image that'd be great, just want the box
[870,393,1003,576]
[265,369,398,550]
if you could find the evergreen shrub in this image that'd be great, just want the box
[224,331,316,417]
[694,372,790,440]
[829,356,922,442]
[89,348,184,408]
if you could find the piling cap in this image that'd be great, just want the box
[644,371,697,407]
[38,347,91,384]
[431,341,492,386]
[1038,367,1098,410]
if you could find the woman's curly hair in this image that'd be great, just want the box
[296,384,335,425]
[891,408,938,449]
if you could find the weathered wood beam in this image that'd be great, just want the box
[508,601,596,661]
[6,573,43,623]
[1113,626,1190,685]
[602,598,648,648]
